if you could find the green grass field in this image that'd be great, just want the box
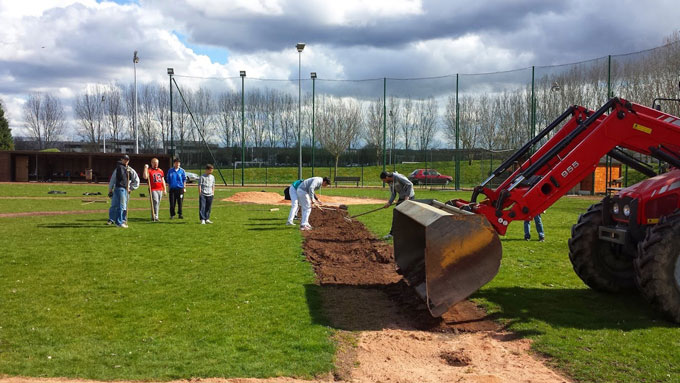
[1,183,679,382]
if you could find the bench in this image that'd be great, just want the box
[334,176,360,187]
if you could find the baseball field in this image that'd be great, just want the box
[0,183,678,383]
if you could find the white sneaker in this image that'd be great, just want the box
[300,225,312,231]
[118,223,128,228]
[206,220,213,224]
[106,220,114,225]
[285,222,296,226]
[201,220,206,224]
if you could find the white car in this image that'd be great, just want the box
[185,171,199,183]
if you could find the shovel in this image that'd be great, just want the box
[343,206,385,222]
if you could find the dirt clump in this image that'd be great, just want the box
[440,349,472,366]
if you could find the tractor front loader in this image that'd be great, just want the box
[394,97,680,322]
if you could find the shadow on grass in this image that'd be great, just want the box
[475,287,675,331]
[247,226,289,231]
[37,222,110,229]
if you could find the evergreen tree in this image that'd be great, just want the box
[0,100,14,150]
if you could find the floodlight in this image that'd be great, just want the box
[167,68,174,75]
[296,43,305,52]
[133,51,139,64]
[310,72,317,79]
[240,70,246,77]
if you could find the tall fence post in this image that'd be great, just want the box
[455,73,460,190]
[240,71,246,186]
[531,65,536,140]
[382,77,387,187]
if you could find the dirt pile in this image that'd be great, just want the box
[303,208,498,333]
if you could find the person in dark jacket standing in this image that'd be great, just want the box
[107,155,130,228]
[166,158,187,219]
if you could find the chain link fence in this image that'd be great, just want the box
[168,41,680,188]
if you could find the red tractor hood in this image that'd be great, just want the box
[619,168,680,199]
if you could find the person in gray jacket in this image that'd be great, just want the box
[380,171,415,239]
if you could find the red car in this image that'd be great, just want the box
[408,169,453,185]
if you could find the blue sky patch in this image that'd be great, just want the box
[173,31,230,64]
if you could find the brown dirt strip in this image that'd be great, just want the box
[302,208,570,383]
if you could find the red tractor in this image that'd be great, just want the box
[392,97,680,322]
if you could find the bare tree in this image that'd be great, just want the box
[74,86,105,149]
[23,93,65,149]
[400,97,415,150]
[138,83,158,151]
[317,97,362,176]
[191,87,215,144]
[104,84,124,152]
[414,97,438,152]
[364,97,384,164]
[387,97,401,164]
[217,91,240,147]
[153,83,171,152]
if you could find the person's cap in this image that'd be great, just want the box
[121,154,130,161]
[322,177,331,184]
[173,158,181,163]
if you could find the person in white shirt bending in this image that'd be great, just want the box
[295,176,331,231]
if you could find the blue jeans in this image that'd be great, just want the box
[524,214,544,240]
[108,187,127,225]
[199,194,213,220]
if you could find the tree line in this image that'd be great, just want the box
[18,33,679,173]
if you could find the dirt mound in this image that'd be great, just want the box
[223,191,384,206]
[303,208,498,333]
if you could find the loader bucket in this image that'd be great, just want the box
[393,200,502,317]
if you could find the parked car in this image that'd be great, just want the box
[408,169,453,185]
[185,171,199,183]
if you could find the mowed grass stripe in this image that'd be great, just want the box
[0,202,333,380]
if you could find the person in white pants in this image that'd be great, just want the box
[286,179,303,226]
[296,176,331,230]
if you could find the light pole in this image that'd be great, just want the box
[167,68,174,157]
[240,70,246,186]
[311,71,316,176]
[133,51,139,154]
[296,42,305,179]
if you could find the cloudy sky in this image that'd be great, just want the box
[0,0,678,135]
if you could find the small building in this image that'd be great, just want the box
[0,151,171,183]
[570,161,622,195]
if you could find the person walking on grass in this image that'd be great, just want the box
[284,179,303,226]
[143,158,167,222]
[296,176,331,231]
[107,154,130,228]
[198,164,215,224]
[524,214,545,242]
[166,158,187,219]
[122,165,140,224]
[380,171,415,239]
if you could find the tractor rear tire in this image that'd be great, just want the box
[635,210,680,323]
[568,202,637,292]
